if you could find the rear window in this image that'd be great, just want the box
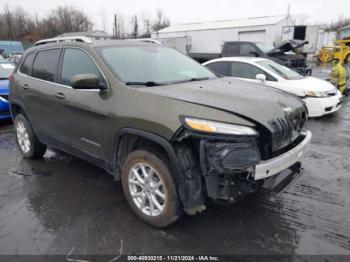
[19,53,36,75]
[0,63,14,79]
[32,49,61,82]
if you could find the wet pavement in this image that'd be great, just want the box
[0,66,350,259]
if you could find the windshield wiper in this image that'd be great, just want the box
[125,81,164,87]
[172,77,211,84]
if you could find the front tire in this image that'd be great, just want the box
[121,150,180,227]
[14,114,47,159]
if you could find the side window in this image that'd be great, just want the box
[239,44,258,56]
[205,62,230,76]
[231,62,269,79]
[223,43,239,56]
[60,48,104,86]
[32,49,61,82]
[19,53,36,75]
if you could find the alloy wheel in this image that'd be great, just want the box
[16,120,31,153]
[128,163,166,217]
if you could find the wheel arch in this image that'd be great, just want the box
[112,128,183,184]
[10,101,27,119]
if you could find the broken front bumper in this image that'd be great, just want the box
[254,131,312,180]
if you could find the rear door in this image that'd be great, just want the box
[51,47,109,159]
[17,49,61,138]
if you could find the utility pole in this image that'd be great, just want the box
[114,14,117,39]
[287,4,295,25]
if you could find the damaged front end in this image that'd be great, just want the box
[171,116,311,216]
[172,124,264,214]
[199,138,261,201]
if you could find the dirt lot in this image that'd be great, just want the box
[0,65,349,260]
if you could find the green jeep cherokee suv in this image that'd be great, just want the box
[9,37,312,227]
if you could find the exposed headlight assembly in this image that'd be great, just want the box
[181,117,258,136]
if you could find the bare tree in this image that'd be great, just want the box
[41,6,93,37]
[113,13,126,39]
[140,14,152,38]
[325,15,350,32]
[0,5,37,40]
[130,15,139,38]
[152,9,170,35]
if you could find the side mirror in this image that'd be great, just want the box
[256,74,267,83]
[71,74,107,90]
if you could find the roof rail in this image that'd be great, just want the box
[127,38,162,45]
[34,36,93,46]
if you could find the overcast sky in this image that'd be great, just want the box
[5,0,350,33]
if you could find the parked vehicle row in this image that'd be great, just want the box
[0,58,14,120]
[7,36,313,227]
[203,57,343,117]
[8,54,22,66]
[220,40,312,75]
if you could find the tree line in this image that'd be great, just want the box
[112,9,170,39]
[0,5,170,42]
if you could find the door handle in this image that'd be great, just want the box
[21,84,29,90]
[54,92,65,99]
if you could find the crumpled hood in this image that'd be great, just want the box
[269,39,308,54]
[138,77,306,134]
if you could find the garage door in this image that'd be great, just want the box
[238,30,266,42]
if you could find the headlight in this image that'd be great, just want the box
[304,91,329,97]
[181,117,258,136]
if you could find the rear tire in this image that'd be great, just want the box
[14,114,47,159]
[121,150,180,227]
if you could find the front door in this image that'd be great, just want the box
[50,47,110,160]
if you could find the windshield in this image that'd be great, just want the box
[0,63,14,79]
[255,42,274,53]
[98,46,216,85]
[257,60,304,80]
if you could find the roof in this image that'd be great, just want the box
[57,30,111,38]
[158,15,287,34]
[203,57,268,65]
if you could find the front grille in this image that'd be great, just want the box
[268,109,306,151]
[0,94,9,101]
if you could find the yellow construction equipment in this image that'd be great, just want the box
[318,39,350,64]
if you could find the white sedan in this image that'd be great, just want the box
[203,57,343,117]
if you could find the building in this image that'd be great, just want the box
[57,30,112,40]
[338,24,350,40]
[152,15,292,58]
[281,25,325,54]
